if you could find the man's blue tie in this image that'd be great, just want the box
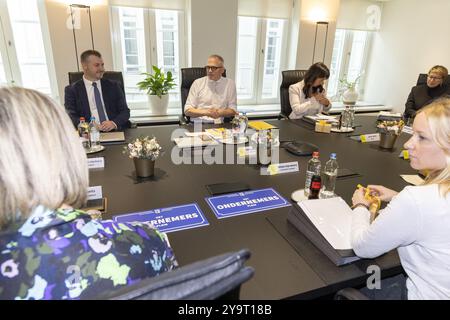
[92,82,107,123]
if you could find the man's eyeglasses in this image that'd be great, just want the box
[205,66,222,72]
[427,75,443,81]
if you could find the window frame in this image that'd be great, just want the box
[236,16,288,106]
[328,28,373,102]
[110,6,186,115]
[0,0,58,98]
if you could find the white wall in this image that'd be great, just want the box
[189,0,238,80]
[45,0,113,105]
[364,0,450,112]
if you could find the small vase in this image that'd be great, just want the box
[342,87,358,105]
[133,158,155,177]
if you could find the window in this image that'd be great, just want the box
[111,7,185,115]
[0,0,57,96]
[236,16,287,106]
[328,29,372,101]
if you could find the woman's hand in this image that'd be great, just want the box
[352,187,372,207]
[367,185,398,202]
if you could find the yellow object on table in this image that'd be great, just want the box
[357,184,381,223]
[315,120,331,133]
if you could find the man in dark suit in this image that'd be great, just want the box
[64,50,130,131]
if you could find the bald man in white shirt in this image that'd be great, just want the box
[184,55,237,123]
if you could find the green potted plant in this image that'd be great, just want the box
[137,66,176,115]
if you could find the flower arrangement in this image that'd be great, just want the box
[339,73,362,90]
[377,120,405,135]
[123,136,162,161]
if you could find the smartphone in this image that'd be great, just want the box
[206,182,251,195]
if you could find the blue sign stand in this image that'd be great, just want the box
[113,203,209,233]
[206,188,291,219]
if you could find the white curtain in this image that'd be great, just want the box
[108,0,185,10]
[238,0,292,19]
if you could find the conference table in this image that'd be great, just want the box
[88,115,416,299]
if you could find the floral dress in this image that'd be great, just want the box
[0,206,177,299]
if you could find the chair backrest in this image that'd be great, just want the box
[279,70,307,118]
[180,67,226,123]
[98,249,253,300]
[417,73,450,86]
[68,71,126,94]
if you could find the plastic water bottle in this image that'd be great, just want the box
[320,153,338,199]
[304,151,321,196]
[340,106,352,130]
[78,117,91,150]
[89,116,100,148]
[348,105,355,127]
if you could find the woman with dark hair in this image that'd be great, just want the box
[288,62,332,119]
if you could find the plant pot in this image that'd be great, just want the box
[379,132,398,149]
[133,158,155,177]
[149,94,169,115]
[342,87,358,105]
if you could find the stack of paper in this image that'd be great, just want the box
[287,197,360,266]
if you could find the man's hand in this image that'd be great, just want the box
[208,108,221,119]
[100,120,116,132]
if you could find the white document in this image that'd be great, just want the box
[87,157,105,169]
[87,186,103,200]
[185,131,208,137]
[400,174,424,186]
[298,197,353,250]
[174,136,218,148]
[100,131,125,142]
[305,114,339,123]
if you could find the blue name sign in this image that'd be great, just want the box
[113,203,209,233]
[206,188,291,219]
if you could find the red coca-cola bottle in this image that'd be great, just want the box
[308,174,322,199]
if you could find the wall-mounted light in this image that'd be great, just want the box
[312,21,329,65]
[69,3,95,71]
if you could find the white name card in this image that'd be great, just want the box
[261,162,299,175]
[88,157,105,169]
[402,126,413,135]
[87,186,103,200]
[360,133,380,143]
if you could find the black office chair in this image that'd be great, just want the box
[98,249,254,300]
[180,67,227,124]
[416,73,450,86]
[68,71,126,94]
[279,70,307,119]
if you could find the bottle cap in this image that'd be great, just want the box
[330,153,337,159]
[80,117,85,121]
[312,151,319,158]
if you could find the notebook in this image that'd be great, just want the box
[173,136,219,148]
[248,121,277,130]
[287,197,360,266]
[99,131,125,143]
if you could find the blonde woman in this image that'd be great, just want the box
[0,87,177,299]
[351,98,450,300]
[404,65,450,121]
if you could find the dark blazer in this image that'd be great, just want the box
[64,78,130,130]
[404,84,450,119]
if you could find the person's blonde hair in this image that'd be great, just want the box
[428,65,448,80]
[0,87,88,229]
[417,97,450,196]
